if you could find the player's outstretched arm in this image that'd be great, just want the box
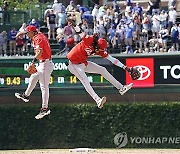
[105,55,140,80]
[105,54,129,70]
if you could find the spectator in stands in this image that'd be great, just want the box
[149,35,162,52]
[66,0,76,13]
[113,0,120,14]
[16,35,23,56]
[171,23,179,51]
[133,13,141,46]
[0,31,7,56]
[64,19,75,48]
[47,9,56,40]
[152,11,161,38]
[116,25,125,52]
[146,1,153,16]
[2,1,10,24]
[149,0,161,14]
[126,0,133,7]
[52,0,62,16]
[56,26,66,52]
[8,27,17,56]
[98,16,104,26]
[18,23,29,52]
[44,8,51,27]
[139,29,148,50]
[159,25,169,52]
[107,24,116,47]
[73,8,82,26]
[168,6,177,32]
[133,3,143,17]
[81,11,93,25]
[57,9,67,28]
[94,22,106,39]
[112,12,120,28]
[97,8,105,23]
[99,4,107,12]
[168,0,177,9]
[92,4,99,21]
[29,18,40,29]
[124,22,133,51]
[77,5,89,13]
[111,33,121,51]
[142,13,150,31]
[81,18,93,35]
[160,10,168,29]
[125,3,132,18]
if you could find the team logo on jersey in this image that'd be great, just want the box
[85,48,93,56]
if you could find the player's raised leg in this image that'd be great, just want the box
[68,62,106,108]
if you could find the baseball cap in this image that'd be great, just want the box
[32,18,36,24]
[98,38,107,50]
[25,25,37,33]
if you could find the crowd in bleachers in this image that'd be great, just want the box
[0,0,180,57]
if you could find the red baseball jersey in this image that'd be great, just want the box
[67,35,108,66]
[32,32,52,60]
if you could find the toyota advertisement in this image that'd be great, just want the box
[124,57,180,88]
[155,58,180,84]
[126,58,154,88]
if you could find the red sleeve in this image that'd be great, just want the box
[96,50,109,58]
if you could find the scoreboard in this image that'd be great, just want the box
[1,54,180,91]
[0,56,120,89]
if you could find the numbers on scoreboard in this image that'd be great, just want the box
[70,76,77,83]
[0,78,5,85]
[100,76,104,83]
[6,77,21,85]
[49,76,53,84]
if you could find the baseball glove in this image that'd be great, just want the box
[127,67,141,80]
[27,64,37,74]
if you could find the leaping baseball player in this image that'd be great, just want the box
[15,25,54,119]
[67,24,140,109]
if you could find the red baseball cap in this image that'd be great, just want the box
[25,25,37,33]
[98,38,107,50]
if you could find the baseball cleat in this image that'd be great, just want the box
[119,83,133,95]
[15,93,29,103]
[97,96,106,109]
[35,108,51,120]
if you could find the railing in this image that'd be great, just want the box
[0,10,28,25]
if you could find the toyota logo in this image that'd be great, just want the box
[134,65,151,80]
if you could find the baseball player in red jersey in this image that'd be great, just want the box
[67,29,133,109]
[15,25,54,119]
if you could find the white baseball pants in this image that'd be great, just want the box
[25,59,54,109]
[68,61,123,103]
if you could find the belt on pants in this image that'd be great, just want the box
[39,58,52,63]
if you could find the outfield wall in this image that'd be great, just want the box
[0,103,180,149]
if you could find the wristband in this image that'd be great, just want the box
[32,58,38,64]
[122,66,127,70]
